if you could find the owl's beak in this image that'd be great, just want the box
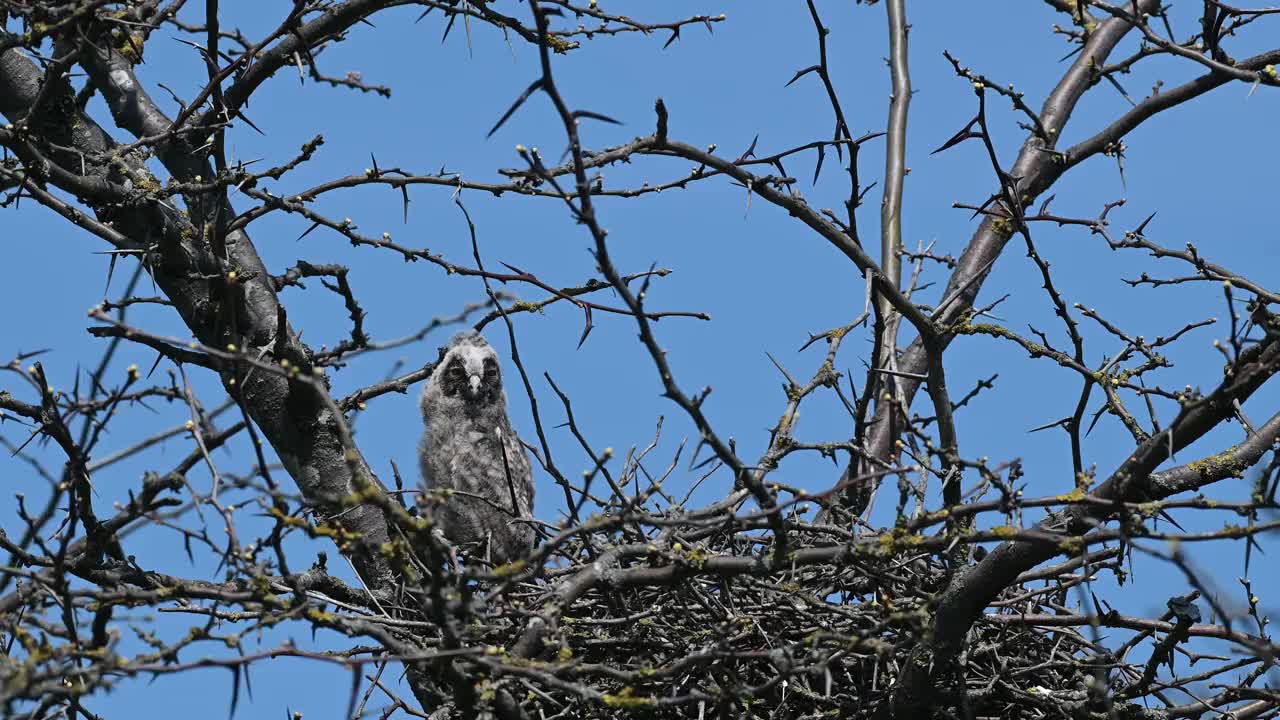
[467,373,482,396]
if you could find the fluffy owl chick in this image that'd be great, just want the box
[419,331,535,565]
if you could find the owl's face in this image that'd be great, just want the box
[439,335,503,406]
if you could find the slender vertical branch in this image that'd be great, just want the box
[858,0,913,520]
[877,0,910,356]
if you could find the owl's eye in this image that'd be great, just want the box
[483,359,498,377]
[448,362,465,376]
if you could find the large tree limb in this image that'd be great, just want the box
[0,11,398,625]
[853,1,1165,502]
[888,326,1280,714]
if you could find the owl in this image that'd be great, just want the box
[418,331,536,566]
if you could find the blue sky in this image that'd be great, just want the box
[3,2,1278,716]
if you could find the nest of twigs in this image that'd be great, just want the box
[390,515,1114,720]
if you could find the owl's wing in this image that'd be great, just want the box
[495,425,534,517]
